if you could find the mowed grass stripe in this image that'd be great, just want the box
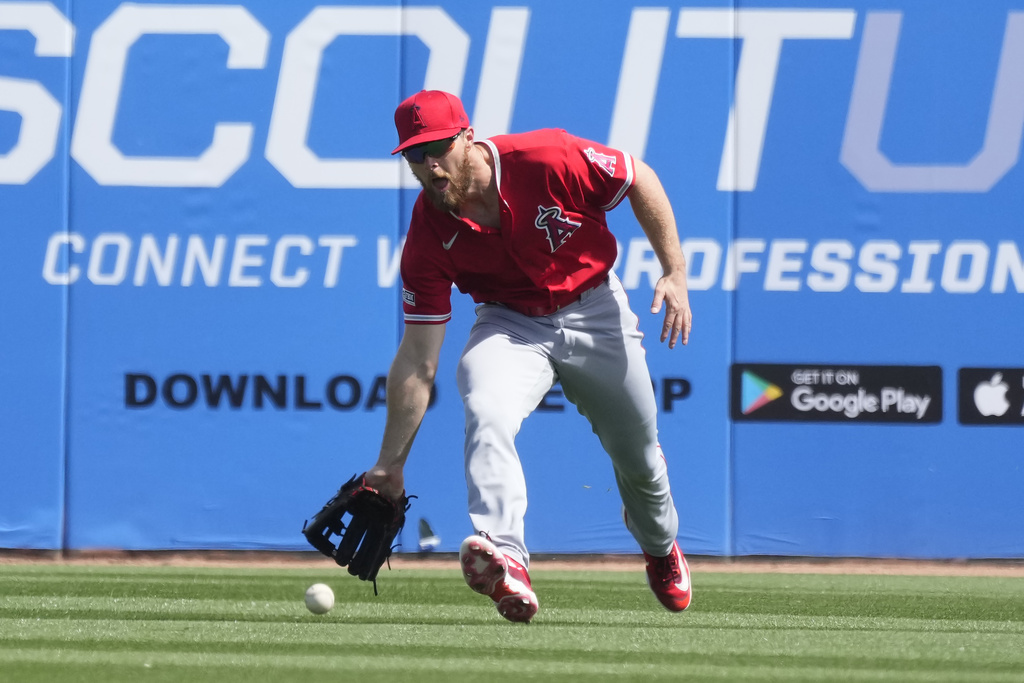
[3,648,1024,683]
[3,564,1021,593]
[3,582,1023,624]
[4,595,1024,635]
[4,596,1024,631]
[2,619,1024,669]
[2,609,1024,676]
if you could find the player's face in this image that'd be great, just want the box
[407,133,472,212]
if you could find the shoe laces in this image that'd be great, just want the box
[649,551,681,584]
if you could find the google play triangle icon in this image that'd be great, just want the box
[741,371,784,414]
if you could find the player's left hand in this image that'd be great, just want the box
[650,270,692,349]
[365,466,405,504]
[302,472,412,593]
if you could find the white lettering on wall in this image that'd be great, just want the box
[70,4,269,187]
[0,2,73,183]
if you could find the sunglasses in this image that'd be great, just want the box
[402,131,462,164]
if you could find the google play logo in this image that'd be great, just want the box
[741,371,784,414]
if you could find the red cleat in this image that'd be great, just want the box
[643,541,692,612]
[459,535,538,623]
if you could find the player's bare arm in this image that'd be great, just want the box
[366,323,446,499]
[628,158,693,348]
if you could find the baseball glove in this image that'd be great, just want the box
[302,473,411,593]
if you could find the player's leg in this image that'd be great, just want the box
[555,275,691,610]
[554,274,679,557]
[456,304,557,567]
[555,276,691,610]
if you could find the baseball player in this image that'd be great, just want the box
[365,90,692,622]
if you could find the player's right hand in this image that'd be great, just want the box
[651,271,692,349]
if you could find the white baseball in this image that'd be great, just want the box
[304,583,334,614]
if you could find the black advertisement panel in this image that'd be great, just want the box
[958,368,1024,425]
[732,364,943,424]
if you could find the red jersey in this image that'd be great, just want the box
[400,129,635,324]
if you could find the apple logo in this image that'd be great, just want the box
[974,373,1010,417]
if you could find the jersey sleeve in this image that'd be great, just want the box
[400,201,454,325]
[563,132,635,211]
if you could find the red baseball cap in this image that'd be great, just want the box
[391,90,470,155]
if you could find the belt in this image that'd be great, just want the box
[516,278,607,317]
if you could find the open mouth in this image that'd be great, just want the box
[431,177,449,192]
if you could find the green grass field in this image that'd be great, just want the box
[2,562,1023,682]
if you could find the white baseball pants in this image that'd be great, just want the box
[455,272,679,567]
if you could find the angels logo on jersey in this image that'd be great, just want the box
[585,147,616,177]
[535,205,582,253]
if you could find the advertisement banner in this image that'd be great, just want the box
[1,0,1022,558]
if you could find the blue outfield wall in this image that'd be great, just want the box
[1,0,1022,558]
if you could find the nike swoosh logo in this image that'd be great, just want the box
[442,233,458,250]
